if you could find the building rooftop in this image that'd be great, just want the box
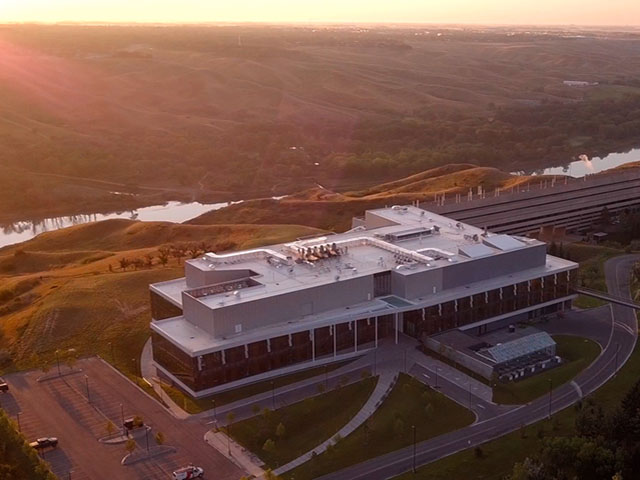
[153,206,548,309]
[152,253,575,356]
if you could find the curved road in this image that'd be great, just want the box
[319,255,639,480]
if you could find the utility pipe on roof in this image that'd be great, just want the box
[204,249,289,264]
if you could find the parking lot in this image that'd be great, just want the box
[0,357,242,480]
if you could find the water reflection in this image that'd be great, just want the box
[0,200,239,249]
[513,148,640,177]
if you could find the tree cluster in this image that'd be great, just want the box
[508,379,640,480]
[0,410,56,480]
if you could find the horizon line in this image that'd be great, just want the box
[2,20,640,29]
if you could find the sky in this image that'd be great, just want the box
[2,0,640,26]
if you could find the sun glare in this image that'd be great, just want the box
[2,0,640,26]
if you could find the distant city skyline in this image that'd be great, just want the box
[2,0,640,26]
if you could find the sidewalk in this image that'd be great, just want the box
[204,428,265,478]
[140,339,189,420]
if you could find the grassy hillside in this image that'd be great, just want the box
[0,220,323,375]
[2,25,640,221]
[188,163,552,231]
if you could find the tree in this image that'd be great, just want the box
[261,407,272,423]
[118,257,130,271]
[144,253,154,268]
[424,403,434,417]
[65,349,77,370]
[125,438,137,455]
[262,438,276,453]
[105,420,116,437]
[155,431,165,446]
[393,417,405,438]
[170,245,186,265]
[264,469,281,480]
[508,457,547,480]
[157,247,170,267]
[187,244,202,259]
[226,411,236,434]
[40,360,51,374]
[132,416,144,428]
[131,258,144,270]
[275,422,286,439]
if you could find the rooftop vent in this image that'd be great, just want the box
[385,227,433,243]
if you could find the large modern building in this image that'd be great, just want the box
[150,206,578,397]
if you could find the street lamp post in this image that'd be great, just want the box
[120,403,125,436]
[85,375,90,403]
[434,367,438,389]
[270,381,275,409]
[547,378,552,420]
[412,425,417,473]
[145,427,150,453]
[16,412,21,432]
[373,349,377,376]
[55,350,61,376]
[212,399,217,422]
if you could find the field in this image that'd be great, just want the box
[2,24,640,221]
[228,377,378,469]
[0,219,323,377]
[284,373,475,480]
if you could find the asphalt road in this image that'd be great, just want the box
[318,254,640,480]
[0,358,242,480]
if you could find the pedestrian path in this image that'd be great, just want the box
[204,429,265,478]
[274,369,398,475]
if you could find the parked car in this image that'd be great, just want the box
[0,378,8,393]
[123,416,144,430]
[29,437,58,450]
[172,465,204,479]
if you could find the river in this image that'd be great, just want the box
[0,200,239,249]
[513,147,640,177]
[1,147,638,249]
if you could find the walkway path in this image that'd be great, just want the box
[274,368,398,475]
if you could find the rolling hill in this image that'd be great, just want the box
[0,220,323,376]
[2,24,640,222]
[187,163,555,231]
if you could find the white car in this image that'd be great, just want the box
[172,466,204,479]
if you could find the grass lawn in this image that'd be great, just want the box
[394,318,640,480]
[493,335,601,405]
[227,376,377,469]
[568,243,623,308]
[160,359,355,413]
[284,373,475,480]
